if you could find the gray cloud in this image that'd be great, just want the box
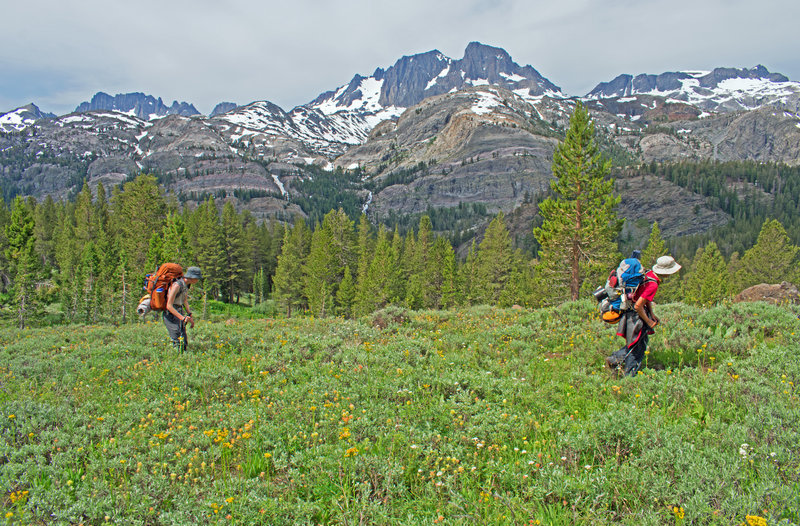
[1,0,798,115]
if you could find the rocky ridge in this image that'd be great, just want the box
[2,43,800,242]
[0,103,56,133]
[75,92,200,120]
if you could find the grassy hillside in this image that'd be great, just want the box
[1,301,799,525]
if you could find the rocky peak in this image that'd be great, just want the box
[460,41,515,78]
[378,50,451,107]
[307,42,562,128]
[210,102,238,117]
[698,65,790,88]
[586,65,800,113]
[75,92,201,120]
[0,103,55,133]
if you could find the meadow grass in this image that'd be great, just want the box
[0,300,798,525]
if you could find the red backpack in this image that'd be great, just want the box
[143,263,184,311]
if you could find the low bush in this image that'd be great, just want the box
[0,301,797,524]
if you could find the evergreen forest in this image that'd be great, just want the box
[1,104,799,328]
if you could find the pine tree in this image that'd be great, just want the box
[111,175,167,276]
[76,241,100,323]
[220,202,249,303]
[5,197,39,328]
[54,203,79,319]
[684,242,730,306]
[145,232,164,273]
[404,216,435,309]
[303,209,354,317]
[243,213,268,299]
[74,181,94,253]
[161,211,193,266]
[387,227,405,303]
[357,227,395,315]
[33,195,57,270]
[91,183,120,322]
[640,222,667,269]
[192,197,225,300]
[533,101,622,303]
[459,239,479,305]
[253,267,268,305]
[426,236,452,309]
[736,219,800,291]
[499,250,533,307]
[353,214,374,313]
[304,222,335,317]
[438,238,457,309]
[273,219,310,316]
[476,212,513,305]
[0,197,11,293]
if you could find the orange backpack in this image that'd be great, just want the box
[143,263,184,311]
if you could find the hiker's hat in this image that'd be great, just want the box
[652,256,681,275]
[185,266,203,280]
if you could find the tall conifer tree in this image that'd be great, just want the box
[111,175,166,276]
[192,197,225,300]
[684,242,730,306]
[220,202,249,302]
[5,197,39,328]
[273,219,310,316]
[534,101,622,303]
[640,222,667,269]
[476,212,513,304]
[33,195,57,271]
[736,219,799,290]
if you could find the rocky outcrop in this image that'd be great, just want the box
[734,282,800,304]
[336,86,559,218]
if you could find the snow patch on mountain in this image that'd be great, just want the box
[271,174,287,197]
[471,91,502,115]
[1,109,36,131]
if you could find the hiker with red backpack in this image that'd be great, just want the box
[163,266,203,352]
[604,255,681,376]
[142,264,203,352]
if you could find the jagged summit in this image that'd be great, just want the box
[75,92,201,120]
[308,42,563,117]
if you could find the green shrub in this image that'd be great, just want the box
[0,301,798,524]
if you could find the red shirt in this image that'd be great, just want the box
[633,271,660,302]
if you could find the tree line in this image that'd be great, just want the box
[617,160,800,258]
[0,175,285,328]
[2,103,798,328]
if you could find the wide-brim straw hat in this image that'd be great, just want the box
[652,256,681,275]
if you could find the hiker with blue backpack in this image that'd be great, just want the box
[600,255,682,376]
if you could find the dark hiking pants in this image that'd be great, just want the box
[608,329,649,376]
[163,309,187,352]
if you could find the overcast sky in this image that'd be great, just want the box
[2,0,799,115]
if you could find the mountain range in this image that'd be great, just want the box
[2,42,800,245]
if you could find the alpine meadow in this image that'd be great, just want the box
[2,42,800,525]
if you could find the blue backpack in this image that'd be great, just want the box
[599,258,648,315]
